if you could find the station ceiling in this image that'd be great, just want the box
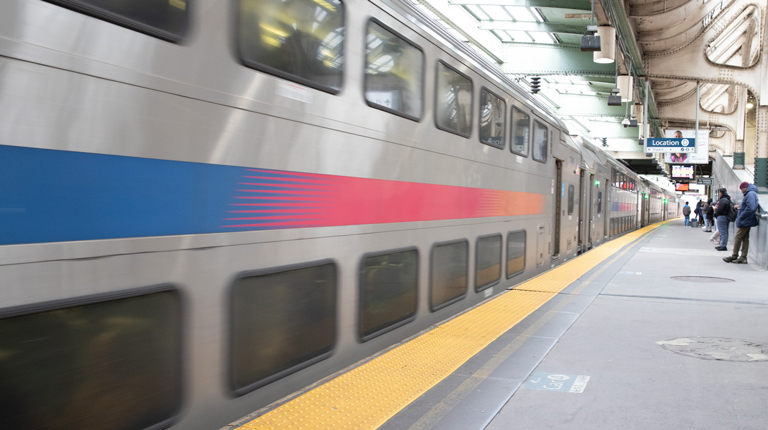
[413,0,761,178]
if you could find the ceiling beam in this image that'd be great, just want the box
[448,0,590,9]
[479,21,585,34]
[501,44,614,76]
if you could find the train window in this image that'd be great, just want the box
[435,61,473,137]
[0,286,181,429]
[510,107,530,156]
[507,230,526,278]
[597,191,602,214]
[238,0,345,94]
[479,88,506,149]
[230,261,336,395]
[430,240,468,311]
[532,120,548,163]
[567,184,575,215]
[365,19,424,120]
[45,0,188,42]
[359,249,418,341]
[475,234,502,291]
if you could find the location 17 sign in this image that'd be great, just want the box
[645,138,696,153]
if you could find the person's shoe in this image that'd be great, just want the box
[715,246,728,251]
[723,256,736,263]
[734,257,748,264]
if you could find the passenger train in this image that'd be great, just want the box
[0,0,679,428]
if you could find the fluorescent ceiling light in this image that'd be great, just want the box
[529,7,544,23]
[504,6,536,22]
[482,5,509,20]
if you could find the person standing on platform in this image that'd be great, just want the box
[694,200,702,225]
[682,202,691,226]
[700,199,710,230]
[714,188,731,251]
[709,202,720,243]
[724,182,759,264]
[705,198,715,232]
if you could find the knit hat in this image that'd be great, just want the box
[739,181,749,189]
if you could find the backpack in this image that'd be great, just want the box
[727,203,738,223]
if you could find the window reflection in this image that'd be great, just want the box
[435,62,472,136]
[532,120,548,163]
[45,0,188,41]
[239,0,345,92]
[480,88,505,149]
[510,107,530,156]
[365,20,424,120]
[359,250,418,340]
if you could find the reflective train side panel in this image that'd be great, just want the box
[0,0,673,429]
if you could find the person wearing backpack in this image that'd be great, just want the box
[713,188,732,251]
[724,182,760,264]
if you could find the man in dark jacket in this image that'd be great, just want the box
[724,182,759,263]
[682,202,691,226]
[714,188,731,251]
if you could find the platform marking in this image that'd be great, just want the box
[405,223,658,430]
[523,372,591,393]
[237,220,673,430]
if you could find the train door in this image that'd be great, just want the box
[577,169,588,253]
[536,225,546,267]
[587,173,594,248]
[604,179,610,238]
[553,160,563,258]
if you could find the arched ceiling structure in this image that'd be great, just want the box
[415,0,767,181]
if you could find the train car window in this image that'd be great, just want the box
[510,107,530,156]
[475,234,502,291]
[506,230,526,278]
[45,0,188,42]
[567,184,575,215]
[430,240,468,311]
[359,249,418,341]
[597,191,602,214]
[238,0,344,94]
[0,286,181,429]
[479,88,506,149]
[532,120,548,163]
[365,19,424,121]
[435,61,473,137]
[230,261,336,395]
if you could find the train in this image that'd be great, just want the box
[0,0,679,429]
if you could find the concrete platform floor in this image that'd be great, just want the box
[381,220,768,430]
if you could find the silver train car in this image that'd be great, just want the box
[0,0,678,429]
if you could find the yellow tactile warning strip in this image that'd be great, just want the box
[239,220,673,430]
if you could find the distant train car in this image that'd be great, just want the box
[0,0,675,429]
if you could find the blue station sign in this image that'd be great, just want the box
[645,137,696,153]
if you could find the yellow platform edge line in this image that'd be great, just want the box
[239,219,673,430]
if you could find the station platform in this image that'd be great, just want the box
[227,219,768,430]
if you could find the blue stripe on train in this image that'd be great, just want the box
[0,145,250,245]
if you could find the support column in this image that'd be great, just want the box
[734,87,747,169]
[756,106,768,188]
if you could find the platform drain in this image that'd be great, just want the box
[657,337,768,362]
[670,276,735,283]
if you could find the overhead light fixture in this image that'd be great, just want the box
[580,0,600,51]
[747,102,754,109]
[608,88,622,106]
[593,26,616,63]
[622,117,631,127]
[617,75,634,102]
